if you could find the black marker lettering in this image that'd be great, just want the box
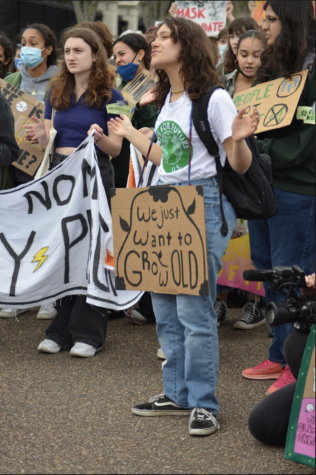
[62,214,88,284]
[0,231,36,296]
[24,181,52,214]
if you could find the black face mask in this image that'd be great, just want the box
[0,61,3,70]
[236,60,255,79]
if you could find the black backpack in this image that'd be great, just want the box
[192,85,278,237]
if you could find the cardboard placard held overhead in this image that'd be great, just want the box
[176,1,226,37]
[233,70,309,134]
[111,186,210,296]
[0,79,45,176]
[120,69,156,109]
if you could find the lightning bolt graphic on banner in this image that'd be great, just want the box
[32,247,49,272]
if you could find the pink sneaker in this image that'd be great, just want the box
[242,359,283,380]
[266,365,296,395]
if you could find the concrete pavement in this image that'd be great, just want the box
[0,308,314,474]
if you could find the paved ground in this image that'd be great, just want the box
[0,307,314,475]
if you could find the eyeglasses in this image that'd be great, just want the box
[262,16,279,26]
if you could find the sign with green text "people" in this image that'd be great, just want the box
[233,70,309,134]
[111,186,209,296]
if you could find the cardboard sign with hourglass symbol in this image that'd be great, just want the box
[233,69,309,134]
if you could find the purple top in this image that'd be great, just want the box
[45,88,124,149]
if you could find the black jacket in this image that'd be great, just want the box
[0,92,19,190]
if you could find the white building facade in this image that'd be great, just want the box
[97,1,141,37]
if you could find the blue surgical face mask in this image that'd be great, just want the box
[14,58,23,70]
[20,46,46,69]
[117,52,140,81]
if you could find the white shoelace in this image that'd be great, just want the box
[214,300,227,313]
[149,393,166,403]
[241,302,261,323]
[192,408,221,429]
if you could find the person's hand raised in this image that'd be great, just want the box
[232,108,260,143]
[139,87,156,108]
[108,115,134,140]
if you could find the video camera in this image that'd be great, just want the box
[243,266,316,333]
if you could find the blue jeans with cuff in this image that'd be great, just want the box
[248,188,315,365]
[151,178,236,414]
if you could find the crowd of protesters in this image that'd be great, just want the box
[0,0,315,443]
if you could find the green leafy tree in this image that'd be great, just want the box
[139,1,173,30]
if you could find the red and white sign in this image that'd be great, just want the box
[176,1,227,37]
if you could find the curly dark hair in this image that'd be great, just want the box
[0,33,13,79]
[49,27,114,110]
[223,17,259,74]
[113,33,151,70]
[22,23,59,68]
[76,21,114,58]
[256,1,315,83]
[154,18,220,109]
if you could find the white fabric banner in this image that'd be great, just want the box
[0,135,142,310]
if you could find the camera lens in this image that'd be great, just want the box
[265,302,292,326]
[266,303,276,325]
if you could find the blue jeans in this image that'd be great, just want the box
[248,188,315,365]
[152,178,236,413]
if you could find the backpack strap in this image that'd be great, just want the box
[192,85,229,237]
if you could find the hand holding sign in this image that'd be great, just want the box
[232,108,260,142]
[23,116,47,148]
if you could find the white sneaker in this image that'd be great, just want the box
[157,348,167,360]
[37,302,57,320]
[38,339,61,354]
[0,308,29,318]
[70,342,96,358]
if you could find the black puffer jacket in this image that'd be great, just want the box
[0,93,19,190]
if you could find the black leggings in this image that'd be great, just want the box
[248,330,309,446]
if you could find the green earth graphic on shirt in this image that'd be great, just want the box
[156,121,193,173]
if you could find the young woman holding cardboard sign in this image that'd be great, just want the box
[108,17,259,437]
[242,1,315,395]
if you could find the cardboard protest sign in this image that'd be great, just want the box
[176,1,226,37]
[285,326,315,468]
[0,78,45,176]
[0,134,142,311]
[251,1,266,25]
[233,70,309,134]
[120,69,156,109]
[111,186,209,296]
[217,233,265,296]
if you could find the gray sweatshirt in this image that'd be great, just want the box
[16,64,59,183]
[19,64,59,104]
[0,94,19,189]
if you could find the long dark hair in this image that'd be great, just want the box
[22,23,59,68]
[154,17,220,108]
[224,17,259,74]
[114,33,151,70]
[237,29,267,54]
[0,33,13,79]
[257,1,315,83]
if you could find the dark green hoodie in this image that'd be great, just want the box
[256,65,315,196]
[112,78,158,187]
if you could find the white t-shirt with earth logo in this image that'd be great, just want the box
[155,88,237,184]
